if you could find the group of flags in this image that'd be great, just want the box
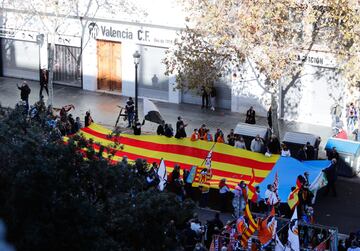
[68,123,330,251]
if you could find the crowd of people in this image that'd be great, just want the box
[15,83,356,250]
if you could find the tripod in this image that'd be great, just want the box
[115,105,127,128]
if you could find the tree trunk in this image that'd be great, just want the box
[271,93,280,139]
[47,35,55,107]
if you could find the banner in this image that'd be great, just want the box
[75,123,279,194]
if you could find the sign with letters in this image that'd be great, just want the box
[296,50,337,68]
[88,22,178,47]
[0,28,38,42]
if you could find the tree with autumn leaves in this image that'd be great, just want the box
[165,0,360,137]
[0,106,194,251]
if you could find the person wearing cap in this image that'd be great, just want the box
[175,116,187,139]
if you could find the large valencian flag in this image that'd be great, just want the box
[75,123,280,192]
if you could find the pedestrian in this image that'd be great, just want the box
[125,97,135,128]
[181,222,198,251]
[133,118,145,135]
[297,145,308,161]
[306,142,315,160]
[204,129,213,141]
[232,181,247,218]
[245,106,256,124]
[250,134,264,153]
[250,186,265,213]
[39,69,49,99]
[347,240,360,251]
[216,134,225,143]
[347,102,357,133]
[201,86,209,109]
[205,213,224,248]
[198,124,207,140]
[157,120,165,135]
[323,158,338,197]
[164,124,174,137]
[175,116,187,139]
[327,146,339,161]
[235,136,247,149]
[84,111,93,127]
[267,107,272,129]
[214,128,223,142]
[190,128,200,141]
[227,129,236,146]
[281,144,291,157]
[17,81,31,112]
[199,184,210,208]
[68,114,75,134]
[267,134,281,154]
[210,86,216,111]
[74,116,82,132]
[219,178,230,212]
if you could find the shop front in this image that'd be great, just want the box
[0,28,40,81]
[82,21,180,103]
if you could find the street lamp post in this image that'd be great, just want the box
[133,50,141,120]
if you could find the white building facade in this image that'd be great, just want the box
[0,2,351,128]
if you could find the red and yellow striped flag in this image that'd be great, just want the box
[241,203,257,247]
[70,123,279,194]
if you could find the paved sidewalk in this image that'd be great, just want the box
[1,77,359,233]
[0,77,333,149]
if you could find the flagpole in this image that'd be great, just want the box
[199,141,217,167]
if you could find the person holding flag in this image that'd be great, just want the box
[157,159,167,191]
[285,207,300,251]
[257,207,277,249]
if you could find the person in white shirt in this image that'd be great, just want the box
[250,135,264,153]
[281,144,291,157]
[347,240,360,251]
[234,136,246,149]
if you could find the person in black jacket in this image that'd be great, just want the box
[201,86,209,109]
[85,111,93,127]
[157,120,165,135]
[306,142,315,160]
[245,106,256,124]
[39,69,49,99]
[17,81,31,112]
[267,135,281,154]
[175,116,187,139]
[164,124,174,137]
[133,118,145,135]
[267,107,272,129]
[327,147,339,161]
[323,158,338,197]
[297,145,307,161]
